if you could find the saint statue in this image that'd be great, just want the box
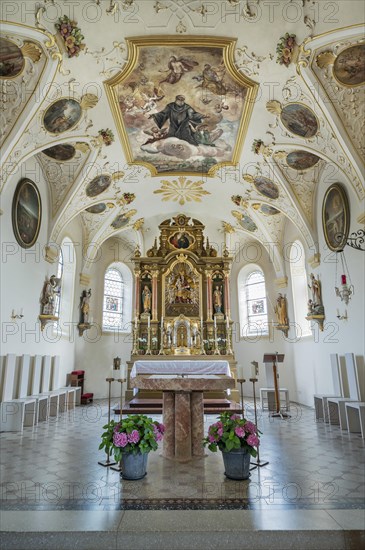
[274,293,288,326]
[80,289,91,324]
[142,285,151,313]
[213,285,223,313]
[308,273,322,306]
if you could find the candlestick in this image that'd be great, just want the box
[237,365,244,380]
[214,316,217,328]
[251,361,258,379]
[160,315,164,329]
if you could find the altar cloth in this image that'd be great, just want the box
[130,360,231,378]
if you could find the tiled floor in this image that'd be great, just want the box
[1,399,364,549]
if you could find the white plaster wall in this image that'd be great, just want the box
[0,157,81,387]
[230,240,297,400]
[74,237,135,398]
[281,179,365,407]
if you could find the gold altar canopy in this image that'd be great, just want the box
[131,214,234,357]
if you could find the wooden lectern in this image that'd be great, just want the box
[263,353,289,418]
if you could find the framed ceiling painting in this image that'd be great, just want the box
[12,178,42,248]
[104,36,258,176]
[322,183,350,252]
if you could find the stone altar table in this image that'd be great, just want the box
[130,361,235,462]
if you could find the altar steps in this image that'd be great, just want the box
[119,398,241,415]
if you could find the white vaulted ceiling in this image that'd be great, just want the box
[1,0,364,277]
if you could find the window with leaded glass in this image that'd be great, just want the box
[245,270,268,335]
[103,267,123,330]
[54,250,63,318]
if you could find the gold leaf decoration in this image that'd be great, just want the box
[111,171,125,181]
[251,203,260,210]
[222,222,235,234]
[133,218,145,230]
[266,100,282,115]
[21,41,42,62]
[242,174,254,184]
[74,142,90,153]
[273,150,287,160]
[80,93,99,110]
[232,210,243,221]
[124,209,137,219]
[316,51,336,69]
[154,176,210,206]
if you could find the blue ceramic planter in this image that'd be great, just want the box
[121,451,149,480]
[221,448,251,480]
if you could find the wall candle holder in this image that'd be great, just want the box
[98,377,116,467]
[11,309,24,320]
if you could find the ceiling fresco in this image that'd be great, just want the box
[0,1,364,276]
[105,36,258,176]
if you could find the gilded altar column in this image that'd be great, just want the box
[151,270,158,322]
[134,269,141,319]
[224,269,231,319]
[205,269,213,321]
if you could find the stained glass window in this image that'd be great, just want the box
[103,267,123,330]
[245,270,268,335]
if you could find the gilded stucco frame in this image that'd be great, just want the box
[104,35,259,177]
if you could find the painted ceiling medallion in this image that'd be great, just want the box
[104,36,258,176]
[252,203,280,215]
[254,177,279,199]
[232,210,257,232]
[42,144,76,161]
[334,44,365,87]
[0,38,25,78]
[111,209,137,229]
[286,150,320,171]
[43,99,82,134]
[154,176,210,205]
[244,175,279,200]
[85,174,112,197]
[85,203,107,214]
[267,100,318,138]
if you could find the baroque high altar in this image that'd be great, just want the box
[131,215,235,358]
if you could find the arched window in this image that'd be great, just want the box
[238,266,269,336]
[102,262,133,332]
[56,237,76,335]
[289,240,311,337]
[54,249,63,319]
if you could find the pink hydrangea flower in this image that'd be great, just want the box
[235,426,245,438]
[153,425,163,442]
[244,421,256,434]
[230,414,240,420]
[127,430,140,444]
[247,434,259,447]
[113,431,128,447]
[208,435,217,443]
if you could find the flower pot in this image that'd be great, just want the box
[121,451,149,480]
[221,448,251,480]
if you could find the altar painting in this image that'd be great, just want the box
[105,37,258,176]
[164,261,200,317]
